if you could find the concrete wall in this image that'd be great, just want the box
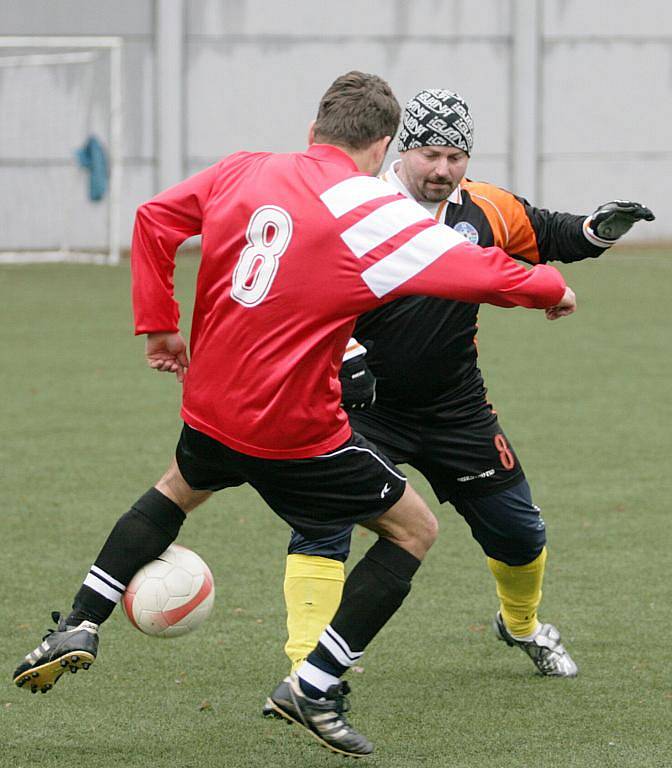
[1,0,670,249]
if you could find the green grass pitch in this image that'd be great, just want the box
[1,251,670,767]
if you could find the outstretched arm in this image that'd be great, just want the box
[374,226,570,310]
[516,197,655,263]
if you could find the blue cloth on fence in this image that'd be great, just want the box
[75,135,109,201]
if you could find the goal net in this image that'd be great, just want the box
[0,37,122,265]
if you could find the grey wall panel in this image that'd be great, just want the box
[1,0,154,35]
[542,41,672,154]
[0,163,153,249]
[0,166,108,248]
[122,40,155,160]
[543,0,672,37]
[542,157,668,242]
[187,0,511,38]
[186,38,511,163]
[120,164,155,241]
[3,0,671,246]
[463,157,510,191]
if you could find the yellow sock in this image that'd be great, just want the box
[487,547,547,638]
[283,554,345,671]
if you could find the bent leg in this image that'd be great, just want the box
[453,479,547,637]
[68,458,211,626]
[297,483,438,695]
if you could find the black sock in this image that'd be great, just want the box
[67,488,186,626]
[305,538,421,678]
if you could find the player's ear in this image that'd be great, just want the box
[375,135,392,165]
[307,120,316,146]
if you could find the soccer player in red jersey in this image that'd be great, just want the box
[13,73,576,757]
[274,89,655,685]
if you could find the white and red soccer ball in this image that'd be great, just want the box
[122,544,215,638]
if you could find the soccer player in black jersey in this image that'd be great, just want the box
[274,88,655,682]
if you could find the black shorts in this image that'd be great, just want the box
[349,402,524,503]
[175,423,407,540]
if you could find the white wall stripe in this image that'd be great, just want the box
[84,573,123,603]
[340,198,430,258]
[320,175,397,218]
[90,564,126,590]
[361,223,467,299]
[316,445,407,482]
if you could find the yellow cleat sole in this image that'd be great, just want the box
[13,651,96,694]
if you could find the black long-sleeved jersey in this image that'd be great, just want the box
[354,164,606,418]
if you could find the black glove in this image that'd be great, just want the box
[588,200,655,241]
[340,353,376,411]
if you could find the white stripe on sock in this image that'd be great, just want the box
[296,661,340,695]
[83,572,123,603]
[90,564,126,590]
[319,626,363,668]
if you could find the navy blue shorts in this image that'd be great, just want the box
[289,478,546,566]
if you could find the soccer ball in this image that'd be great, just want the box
[122,544,215,638]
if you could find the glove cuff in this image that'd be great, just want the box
[583,216,618,248]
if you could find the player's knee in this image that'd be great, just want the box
[418,510,439,550]
[155,459,211,514]
[482,519,546,565]
[456,480,546,566]
[398,497,439,557]
[366,484,438,559]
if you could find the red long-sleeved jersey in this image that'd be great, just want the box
[132,144,566,459]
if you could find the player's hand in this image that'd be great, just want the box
[340,353,376,411]
[588,200,655,241]
[545,287,576,321]
[145,332,189,383]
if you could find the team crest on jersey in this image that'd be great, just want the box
[453,221,479,244]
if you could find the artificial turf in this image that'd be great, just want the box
[1,251,670,767]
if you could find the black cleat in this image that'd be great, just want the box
[13,612,98,693]
[266,673,373,757]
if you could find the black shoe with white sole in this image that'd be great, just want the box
[266,673,373,757]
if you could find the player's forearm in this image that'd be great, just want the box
[131,205,182,335]
[131,165,218,335]
[525,206,605,263]
[397,242,567,309]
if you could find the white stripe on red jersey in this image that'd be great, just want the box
[319,174,395,218]
[361,222,468,298]
[340,197,431,259]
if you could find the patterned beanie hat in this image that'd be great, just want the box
[397,89,474,155]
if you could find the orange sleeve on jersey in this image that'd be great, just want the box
[462,180,541,264]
